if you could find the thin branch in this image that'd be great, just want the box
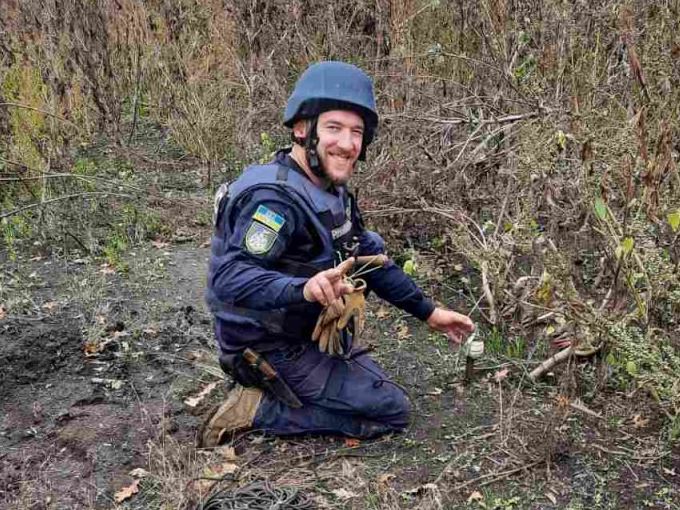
[0,102,79,129]
[0,192,134,219]
[481,261,497,324]
[0,172,146,193]
[384,109,554,126]
[452,459,544,491]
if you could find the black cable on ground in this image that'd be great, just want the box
[199,479,314,510]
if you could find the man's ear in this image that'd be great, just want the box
[292,119,309,142]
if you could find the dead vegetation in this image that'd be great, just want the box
[1,0,680,508]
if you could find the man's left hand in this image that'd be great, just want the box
[426,307,475,346]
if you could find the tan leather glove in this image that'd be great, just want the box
[336,281,367,347]
[312,298,345,354]
[312,279,367,355]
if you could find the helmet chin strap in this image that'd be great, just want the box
[292,117,332,185]
[303,117,327,181]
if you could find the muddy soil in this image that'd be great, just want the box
[1,246,212,509]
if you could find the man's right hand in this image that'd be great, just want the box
[303,257,355,306]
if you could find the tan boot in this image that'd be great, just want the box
[199,385,263,447]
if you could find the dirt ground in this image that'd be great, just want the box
[1,139,679,509]
[2,239,679,510]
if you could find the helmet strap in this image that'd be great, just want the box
[291,117,330,184]
[303,117,327,181]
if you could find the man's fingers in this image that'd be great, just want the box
[308,281,325,305]
[333,280,354,297]
[447,331,463,345]
[317,278,336,306]
[334,257,355,278]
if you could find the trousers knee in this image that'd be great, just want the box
[379,387,411,430]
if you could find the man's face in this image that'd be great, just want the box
[314,110,364,185]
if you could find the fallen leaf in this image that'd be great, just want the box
[83,339,103,356]
[632,414,649,429]
[114,480,139,503]
[41,301,58,312]
[663,467,676,476]
[0,304,6,320]
[344,438,360,448]
[203,462,238,478]
[403,483,439,496]
[331,488,357,500]
[217,446,237,461]
[375,306,389,320]
[551,336,572,349]
[129,468,149,478]
[184,382,219,408]
[468,490,484,503]
[377,473,395,486]
[110,379,124,390]
[151,239,170,249]
[83,338,114,357]
[545,491,557,504]
[396,322,411,340]
[493,368,509,383]
[192,463,238,497]
[99,264,116,275]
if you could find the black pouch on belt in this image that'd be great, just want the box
[219,350,302,408]
[218,353,261,387]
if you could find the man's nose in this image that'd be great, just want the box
[336,129,354,151]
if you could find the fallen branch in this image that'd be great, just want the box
[452,459,544,492]
[529,340,603,381]
[528,346,573,382]
[569,398,603,419]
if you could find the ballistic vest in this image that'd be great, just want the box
[206,160,361,350]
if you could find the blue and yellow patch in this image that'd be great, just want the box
[252,205,285,233]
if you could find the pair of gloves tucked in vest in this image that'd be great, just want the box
[311,279,367,355]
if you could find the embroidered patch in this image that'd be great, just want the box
[252,205,285,233]
[245,221,278,254]
[332,219,353,240]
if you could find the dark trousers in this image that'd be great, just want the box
[251,343,411,438]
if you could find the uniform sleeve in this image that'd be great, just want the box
[209,188,308,310]
[355,226,435,322]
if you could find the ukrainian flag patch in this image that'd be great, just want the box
[252,205,285,232]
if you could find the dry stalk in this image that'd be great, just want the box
[480,261,497,325]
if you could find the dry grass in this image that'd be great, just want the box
[1,1,679,506]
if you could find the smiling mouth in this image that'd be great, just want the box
[329,153,352,163]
